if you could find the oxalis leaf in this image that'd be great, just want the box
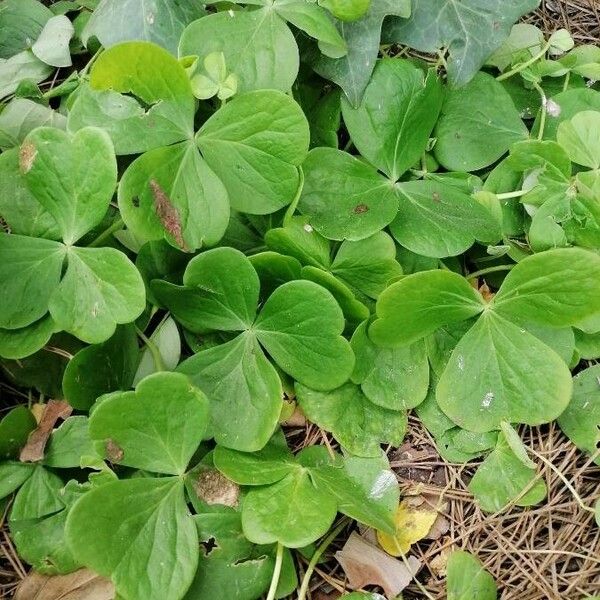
[214,438,398,546]
[383,0,540,87]
[156,247,353,451]
[446,550,497,600]
[371,248,600,431]
[66,372,209,600]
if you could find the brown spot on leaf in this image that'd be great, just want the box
[432,192,441,203]
[479,282,495,302]
[19,141,37,173]
[19,400,72,463]
[353,203,369,214]
[194,467,240,508]
[105,439,124,463]
[149,179,188,252]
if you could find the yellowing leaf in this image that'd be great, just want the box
[377,498,438,556]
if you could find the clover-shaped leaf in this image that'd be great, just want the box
[156,248,353,451]
[68,42,195,155]
[191,51,238,101]
[66,372,209,600]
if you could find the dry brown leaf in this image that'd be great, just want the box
[15,568,114,600]
[429,548,451,577]
[19,400,72,463]
[335,532,421,598]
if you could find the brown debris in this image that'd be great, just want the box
[104,439,124,463]
[19,400,72,463]
[15,568,114,600]
[193,468,240,508]
[18,142,37,174]
[149,179,188,252]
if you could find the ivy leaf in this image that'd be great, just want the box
[196,90,309,214]
[118,141,229,251]
[68,42,195,154]
[384,0,540,87]
[242,466,338,547]
[89,371,209,475]
[390,180,501,258]
[82,0,205,55]
[21,126,117,245]
[469,424,547,512]
[312,0,411,107]
[179,9,298,94]
[446,550,497,600]
[0,234,65,330]
[62,325,139,410]
[48,246,145,344]
[66,477,198,600]
[351,320,429,410]
[254,280,354,390]
[437,312,572,432]
[295,382,407,457]
[341,59,443,181]
[556,110,600,169]
[558,365,600,465]
[493,248,600,327]
[434,72,528,171]
[0,0,52,59]
[370,270,485,347]
[299,147,398,240]
[178,334,283,452]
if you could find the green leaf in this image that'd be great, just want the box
[556,110,600,169]
[196,90,309,214]
[62,325,138,410]
[384,0,539,87]
[118,141,229,251]
[21,126,117,244]
[31,14,74,67]
[68,42,195,154]
[134,317,180,384]
[0,98,66,150]
[299,147,398,240]
[66,477,198,600]
[249,251,302,298]
[0,462,35,499]
[178,334,283,452]
[296,382,407,457]
[43,416,98,468]
[255,280,355,390]
[242,466,337,548]
[469,426,546,512]
[0,51,52,99]
[351,320,429,410]
[0,0,52,59]
[0,233,65,329]
[390,180,501,258]
[48,246,145,344]
[437,312,573,432]
[342,59,443,181]
[493,248,600,327]
[319,0,371,21]
[0,315,56,360]
[312,0,411,107]
[0,148,60,239]
[0,406,36,459]
[434,72,528,171]
[179,9,298,93]
[82,0,205,55]
[11,466,64,520]
[330,232,403,299]
[89,371,208,474]
[538,88,600,140]
[446,550,497,600]
[558,365,600,465]
[370,270,485,347]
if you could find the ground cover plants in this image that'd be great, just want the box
[0,0,599,598]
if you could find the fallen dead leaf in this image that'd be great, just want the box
[15,568,113,600]
[150,179,188,252]
[377,498,438,556]
[429,548,451,577]
[19,400,72,463]
[282,405,307,427]
[335,532,421,598]
[193,467,240,508]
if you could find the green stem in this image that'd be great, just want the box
[266,542,285,600]
[532,81,547,141]
[298,518,348,600]
[496,40,552,82]
[136,327,165,372]
[87,217,125,248]
[80,47,103,78]
[466,264,515,280]
[283,167,305,228]
[562,70,571,92]
[496,189,529,200]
